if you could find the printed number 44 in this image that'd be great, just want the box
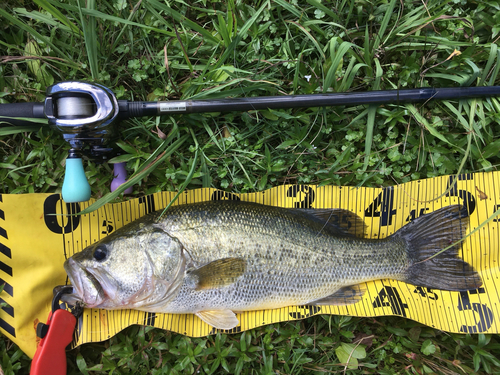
[364,187,396,226]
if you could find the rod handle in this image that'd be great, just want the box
[0,102,45,125]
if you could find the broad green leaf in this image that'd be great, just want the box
[421,339,436,355]
[335,345,358,369]
[341,343,366,359]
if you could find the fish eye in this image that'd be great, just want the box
[93,245,108,262]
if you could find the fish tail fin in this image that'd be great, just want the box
[396,205,482,291]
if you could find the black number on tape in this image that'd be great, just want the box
[457,289,493,333]
[413,286,438,300]
[101,220,114,235]
[372,286,409,317]
[406,208,429,222]
[445,174,475,216]
[43,194,81,234]
[286,185,315,208]
[364,187,397,226]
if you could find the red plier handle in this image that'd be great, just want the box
[30,286,79,375]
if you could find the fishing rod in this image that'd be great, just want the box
[1,81,500,202]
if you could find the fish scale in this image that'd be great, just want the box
[62,200,482,329]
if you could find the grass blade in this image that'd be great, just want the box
[32,0,81,34]
[78,133,189,215]
[212,0,270,70]
[77,0,98,79]
[286,20,325,60]
[363,104,377,171]
[14,8,74,33]
[340,60,368,92]
[406,103,458,148]
[44,1,176,38]
[479,43,498,85]
[372,0,398,51]
[144,0,219,44]
[157,147,199,220]
[488,48,500,85]
[463,59,481,87]
[0,124,45,135]
[324,40,355,92]
[306,0,341,22]
[0,8,66,57]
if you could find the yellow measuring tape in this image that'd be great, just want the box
[0,172,498,358]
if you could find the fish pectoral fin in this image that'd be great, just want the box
[187,258,246,290]
[195,309,239,330]
[310,284,366,305]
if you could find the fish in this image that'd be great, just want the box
[61,200,482,330]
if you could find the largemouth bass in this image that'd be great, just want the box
[62,201,482,329]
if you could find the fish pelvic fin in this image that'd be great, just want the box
[309,284,366,305]
[195,309,239,330]
[397,205,482,291]
[186,258,246,290]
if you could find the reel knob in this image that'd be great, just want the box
[61,150,91,203]
[111,162,133,194]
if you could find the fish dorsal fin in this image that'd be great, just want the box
[195,309,239,329]
[297,208,367,237]
[309,284,366,305]
[186,258,246,290]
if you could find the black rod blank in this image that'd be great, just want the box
[118,86,500,119]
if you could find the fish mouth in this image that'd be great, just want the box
[63,258,107,307]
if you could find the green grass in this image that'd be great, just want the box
[1,0,500,373]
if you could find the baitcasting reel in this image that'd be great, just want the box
[0,80,162,203]
[45,82,119,202]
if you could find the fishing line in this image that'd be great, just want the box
[416,206,500,264]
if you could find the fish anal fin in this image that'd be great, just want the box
[187,258,246,290]
[310,284,366,305]
[195,309,239,330]
[298,208,367,237]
